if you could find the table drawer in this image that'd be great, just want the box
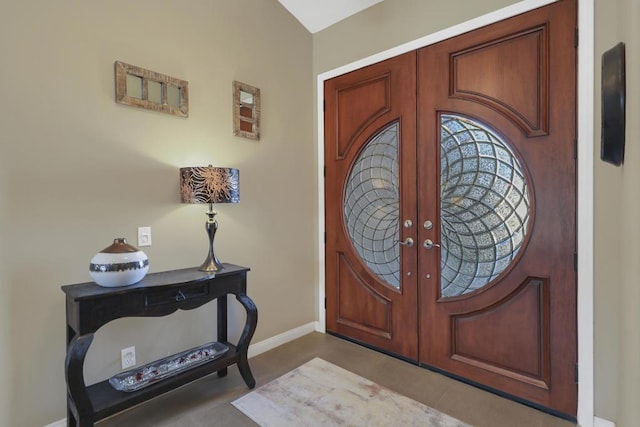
[144,283,209,308]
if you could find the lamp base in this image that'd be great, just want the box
[199,256,224,273]
[199,206,225,273]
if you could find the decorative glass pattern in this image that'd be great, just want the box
[344,123,400,289]
[440,114,530,297]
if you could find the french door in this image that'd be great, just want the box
[324,0,577,417]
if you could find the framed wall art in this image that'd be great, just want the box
[233,81,260,140]
[600,42,625,166]
[115,61,189,117]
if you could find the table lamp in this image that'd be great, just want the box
[180,165,239,272]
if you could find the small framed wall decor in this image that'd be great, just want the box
[600,42,626,166]
[115,61,189,117]
[233,81,260,140]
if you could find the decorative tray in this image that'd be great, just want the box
[109,341,229,392]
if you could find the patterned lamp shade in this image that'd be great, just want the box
[179,165,239,272]
[180,166,240,204]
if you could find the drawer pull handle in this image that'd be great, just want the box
[175,291,186,301]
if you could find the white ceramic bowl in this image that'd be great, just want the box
[89,238,149,287]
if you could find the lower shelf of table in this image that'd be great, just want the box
[86,342,241,421]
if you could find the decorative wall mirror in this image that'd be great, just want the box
[233,81,260,140]
[115,61,189,117]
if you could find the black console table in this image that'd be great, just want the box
[62,264,257,427]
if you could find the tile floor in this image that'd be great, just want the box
[98,332,576,427]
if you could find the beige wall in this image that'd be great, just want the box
[595,0,640,425]
[0,1,314,425]
[312,0,520,75]
[616,0,640,423]
[594,0,621,421]
[0,192,8,424]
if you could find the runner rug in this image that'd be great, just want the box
[232,357,471,427]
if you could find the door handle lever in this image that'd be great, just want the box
[399,237,414,247]
[423,239,441,249]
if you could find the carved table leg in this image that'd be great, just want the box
[216,295,228,378]
[65,334,94,427]
[236,293,258,388]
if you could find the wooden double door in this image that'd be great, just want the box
[324,0,577,417]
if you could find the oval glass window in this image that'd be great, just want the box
[343,123,400,289]
[440,114,531,297]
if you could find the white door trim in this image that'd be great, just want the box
[315,0,594,425]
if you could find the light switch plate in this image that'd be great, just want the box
[138,227,152,247]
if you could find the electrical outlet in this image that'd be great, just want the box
[138,226,152,247]
[121,346,136,370]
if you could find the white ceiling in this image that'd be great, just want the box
[278,0,384,33]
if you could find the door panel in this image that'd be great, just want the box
[451,277,550,388]
[449,25,549,136]
[418,0,576,415]
[325,52,418,360]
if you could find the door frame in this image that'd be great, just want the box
[315,0,595,426]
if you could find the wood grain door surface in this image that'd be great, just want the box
[324,0,577,417]
[324,51,419,361]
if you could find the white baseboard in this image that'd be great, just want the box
[247,321,318,358]
[45,322,319,427]
[594,416,616,427]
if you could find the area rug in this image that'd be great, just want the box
[232,357,471,427]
